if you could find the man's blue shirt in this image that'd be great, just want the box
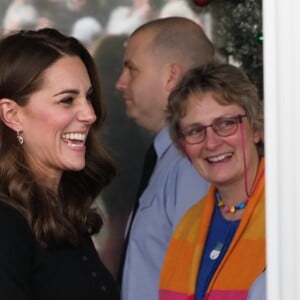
[121,126,209,300]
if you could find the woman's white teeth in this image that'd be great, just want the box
[208,153,231,162]
[62,133,86,141]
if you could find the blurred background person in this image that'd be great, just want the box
[159,0,200,24]
[71,16,103,52]
[105,0,161,35]
[2,0,39,34]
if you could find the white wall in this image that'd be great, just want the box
[264,0,300,299]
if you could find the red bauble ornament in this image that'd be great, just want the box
[193,0,211,6]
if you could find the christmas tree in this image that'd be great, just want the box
[190,0,263,99]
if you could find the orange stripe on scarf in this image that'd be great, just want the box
[159,159,265,300]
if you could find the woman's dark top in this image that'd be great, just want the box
[0,201,120,300]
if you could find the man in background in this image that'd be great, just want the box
[116,17,215,300]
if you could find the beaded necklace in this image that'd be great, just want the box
[216,191,249,214]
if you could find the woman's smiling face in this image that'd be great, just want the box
[18,55,96,188]
[179,92,260,189]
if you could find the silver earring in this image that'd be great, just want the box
[16,130,24,145]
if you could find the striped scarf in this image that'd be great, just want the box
[159,159,265,300]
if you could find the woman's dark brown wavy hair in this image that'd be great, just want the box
[0,28,116,247]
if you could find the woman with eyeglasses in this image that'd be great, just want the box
[159,63,265,300]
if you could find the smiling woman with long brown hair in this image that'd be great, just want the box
[0,28,119,300]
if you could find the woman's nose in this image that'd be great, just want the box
[204,127,221,149]
[77,100,96,124]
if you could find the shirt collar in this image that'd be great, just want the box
[153,126,172,159]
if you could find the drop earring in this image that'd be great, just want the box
[16,130,24,145]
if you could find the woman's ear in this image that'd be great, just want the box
[253,131,261,144]
[0,98,23,131]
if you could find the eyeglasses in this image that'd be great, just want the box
[179,114,247,144]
